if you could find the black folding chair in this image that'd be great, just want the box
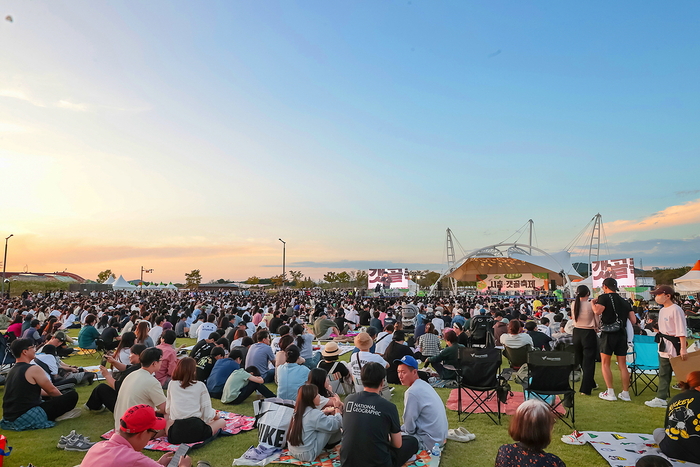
[503,344,532,370]
[526,351,576,429]
[454,347,503,425]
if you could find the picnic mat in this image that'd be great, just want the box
[101,412,255,451]
[277,445,439,467]
[82,365,107,381]
[446,389,564,415]
[583,431,699,467]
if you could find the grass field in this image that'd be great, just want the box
[0,335,680,467]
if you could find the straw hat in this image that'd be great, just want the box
[322,341,341,357]
[354,332,373,350]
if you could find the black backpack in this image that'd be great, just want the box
[469,315,495,347]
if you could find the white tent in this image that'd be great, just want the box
[165,283,178,290]
[112,275,138,290]
[104,275,115,285]
[674,260,700,293]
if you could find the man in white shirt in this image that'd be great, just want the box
[148,316,164,344]
[374,324,395,356]
[431,312,445,335]
[197,315,218,342]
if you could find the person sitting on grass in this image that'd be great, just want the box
[424,330,463,381]
[306,368,343,410]
[154,330,178,388]
[207,349,243,399]
[78,314,101,350]
[277,345,311,401]
[396,355,448,450]
[0,338,80,430]
[288,384,343,462]
[85,344,147,413]
[341,362,419,467]
[652,371,700,464]
[166,357,227,444]
[81,404,193,467]
[495,399,564,467]
[113,347,167,432]
[221,364,276,404]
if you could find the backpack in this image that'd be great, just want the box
[469,315,495,347]
[318,360,353,396]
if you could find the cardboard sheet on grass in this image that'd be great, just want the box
[275,445,438,467]
[446,390,564,415]
[583,431,699,467]
[670,351,700,382]
[101,412,254,451]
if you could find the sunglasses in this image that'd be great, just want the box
[147,429,159,440]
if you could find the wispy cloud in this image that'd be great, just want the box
[677,189,700,196]
[263,260,445,270]
[606,199,700,235]
[601,236,700,268]
[56,100,89,112]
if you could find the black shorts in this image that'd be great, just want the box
[168,417,213,444]
[599,330,628,356]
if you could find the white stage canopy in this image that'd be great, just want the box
[674,260,700,293]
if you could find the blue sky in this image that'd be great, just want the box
[1,1,699,282]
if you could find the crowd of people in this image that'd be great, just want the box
[0,280,699,466]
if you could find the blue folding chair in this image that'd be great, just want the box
[628,334,659,396]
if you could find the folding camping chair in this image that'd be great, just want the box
[503,344,532,370]
[453,347,503,425]
[526,350,576,429]
[628,334,660,396]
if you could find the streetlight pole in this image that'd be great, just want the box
[278,238,286,287]
[2,234,13,297]
[140,266,153,290]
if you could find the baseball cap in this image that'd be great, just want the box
[650,285,675,296]
[53,331,69,343]
[119,404,166,433]
[394,355,418,370]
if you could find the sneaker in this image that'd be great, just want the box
[645,397,668,408]
[83,403,106,413]
[64,437,96,452]
[598,390,617,401]
[618,391,631,402]
[57,430,80,449]
[672,383,681,390]
[55,408,82,421]
[561,430,586,445]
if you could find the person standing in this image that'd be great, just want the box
[341,362,418,467]
[645,285,688,408]
[592,278,636,402]
[571,285,598,396]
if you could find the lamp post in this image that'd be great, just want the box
[278,238,286,287]
[1,234,13,297]
[140,266,153,289]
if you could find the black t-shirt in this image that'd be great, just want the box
[527,331,553,350]
[383,342,414,384]
[660,389,700,464]
[114,363,141,393]
[2,362,42,421]
[101,327,119,344]
[341,391,400,467]
[190,341,214,362]
[597,293,631,326]
[269,317,284,334]
[318,359,349,378]
[359,311,371,326]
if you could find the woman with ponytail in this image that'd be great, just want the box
[653,371,700,464]
[572,285,598,395]
[287,384,342,462]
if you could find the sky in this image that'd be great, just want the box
[1,1,699,283]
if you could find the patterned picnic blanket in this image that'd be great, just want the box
[277,445,439,467]
[101,412,255,451]
[584,431,700,467]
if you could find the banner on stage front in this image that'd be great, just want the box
[476,273,549,291]
[591,258,635,289]
[368,269,409,289]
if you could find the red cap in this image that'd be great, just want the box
[120,404,166,433]
[650,285,675,296]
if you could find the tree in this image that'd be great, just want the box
[270,274,285,288]
[336,271,351,283]
[245,276,260,284]
[355,270,368,287]
[323,271,338,283]
[96,269,115,283]
[289,270,304,285]
[184,269,202,289]
[298,276,316,288]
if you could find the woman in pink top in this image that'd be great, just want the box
[572,285,598,395]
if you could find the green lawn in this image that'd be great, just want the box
[0,336,676,467]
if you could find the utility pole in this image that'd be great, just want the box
[278,239,286,286]
[2,234,13,296]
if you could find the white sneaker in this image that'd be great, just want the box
[645,397,668,408]
[598,390,617,401]
[56,408,82,421]
[618,391,631,402]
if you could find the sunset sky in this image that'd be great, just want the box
[1,1,699,283]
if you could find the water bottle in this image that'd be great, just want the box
[431,443,441,457]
